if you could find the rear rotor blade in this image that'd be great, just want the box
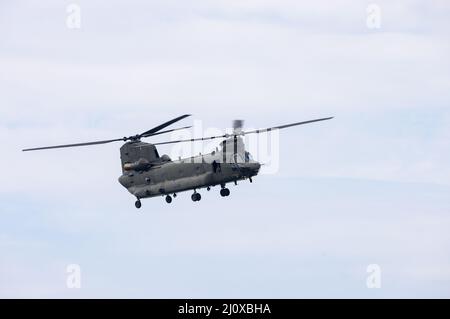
[154,134,228,146]
[22,114,193,151]
[22,138,125,152]
[140,125,192,138]
[139,114,191,137]
[154,117,333,145]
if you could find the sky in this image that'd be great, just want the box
[0,0,449,298]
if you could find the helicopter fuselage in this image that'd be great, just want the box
[119,158,260,199]
[117,141,260,200]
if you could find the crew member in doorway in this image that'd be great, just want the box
[212,160,222,173]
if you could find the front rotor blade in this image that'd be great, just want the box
[139,114,191,137]
[153,117,333,145]
[22,138,125,152]
[243,117,334,135]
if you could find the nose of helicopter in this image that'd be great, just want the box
[241,162,261,177]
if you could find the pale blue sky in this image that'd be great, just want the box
[1,0,449,298]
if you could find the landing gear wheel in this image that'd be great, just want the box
[220,188,230,197]
[135,200,142,209]
[191,193,201,202]
[165,195,172,204]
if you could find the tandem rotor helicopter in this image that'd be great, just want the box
[23,115,333,208]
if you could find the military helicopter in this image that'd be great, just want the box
[23,115,333,208]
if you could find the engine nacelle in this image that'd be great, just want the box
[123,158,151,171]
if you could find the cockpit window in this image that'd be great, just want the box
[245,151,253,162]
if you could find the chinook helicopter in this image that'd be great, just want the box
[23,115,333,208]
